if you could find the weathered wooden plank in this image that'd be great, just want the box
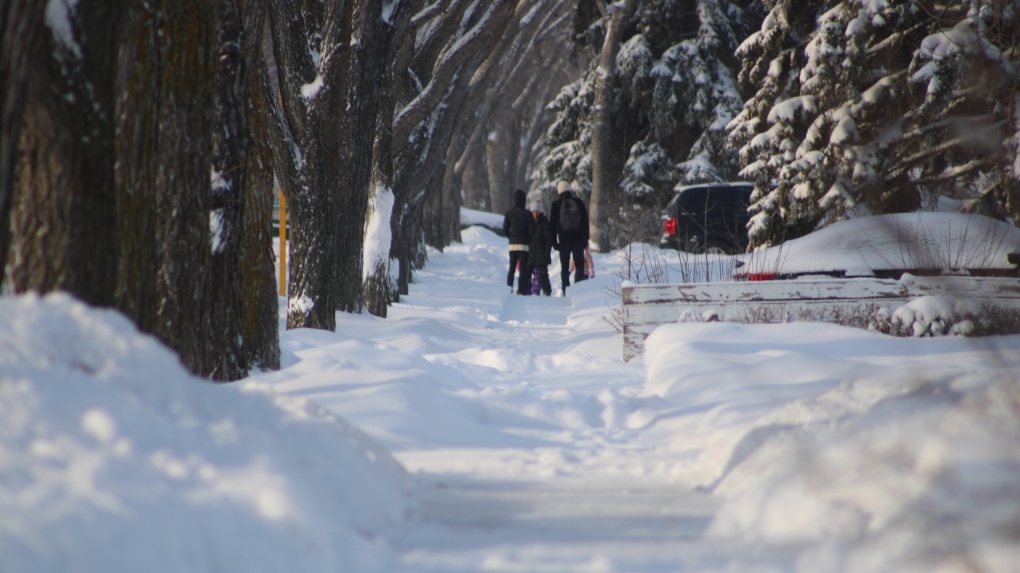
[621,276,1020,361]
[900,276,1020,298]
[624,298,911,332]
[622,279,908,305]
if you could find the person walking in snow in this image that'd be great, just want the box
[550,181,589,295]
[524,202,554,296]
[502,189,536,295]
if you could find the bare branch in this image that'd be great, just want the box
[392,0,514,146]
[410,0,447,28]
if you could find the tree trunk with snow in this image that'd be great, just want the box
[362,1,403,319]
[206,0,249,381]
[5,0,126,304]
[589,0,637,253]
[266,0,388,330]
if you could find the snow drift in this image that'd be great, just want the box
[0,293,408,573]
[643,322,1020,572]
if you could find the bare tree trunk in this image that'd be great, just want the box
[5,0,125,303]
[486,104,518,213]
[0,0,45,278]
[589,0,637,252]
[114,0,161,335]
[154,0,216,375]
[462,150,489,210]
[239,0,280,371]
[440,131,464,246]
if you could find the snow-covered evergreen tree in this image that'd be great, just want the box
[531,71,596,202]
[730,0,1020,249]
[531,0,763,242]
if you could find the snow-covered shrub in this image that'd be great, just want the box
[678,307,720,323]
[868,296,1009,337]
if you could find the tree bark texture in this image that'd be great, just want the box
[239,0,281,372]
[116,0,276,379]
[113,0,162,335]
[266,0,336,330]
[154,0,216,375]
[589,0,637,252]
[5,0,125,304]
[0,0,45,279]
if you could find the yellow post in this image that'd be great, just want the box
[278,190,287,296]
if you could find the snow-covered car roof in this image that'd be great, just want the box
[673,181,752,194]
[733,213,1020,280]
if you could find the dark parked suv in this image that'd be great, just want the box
[659,182,754,254]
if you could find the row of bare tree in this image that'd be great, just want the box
[0,0,582,381]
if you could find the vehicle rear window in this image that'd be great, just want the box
[672,185,753,216]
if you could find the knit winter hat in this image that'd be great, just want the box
[557,181,570,195]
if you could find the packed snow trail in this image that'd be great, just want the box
[255,227,798,571]
[381,289,732,572]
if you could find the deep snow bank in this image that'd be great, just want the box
[0,293,408,573]
[644,322,1020,572]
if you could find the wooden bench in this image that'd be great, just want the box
[621,276,1020,361]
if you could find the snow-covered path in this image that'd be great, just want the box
[379,288,728,572]
[391,478,723,572]
[255,227,799,571]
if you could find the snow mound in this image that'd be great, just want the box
[0,293,408,573]
[643,321,1020,572]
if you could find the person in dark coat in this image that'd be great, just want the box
[523,203,554,296]
[502,189,536,295]
[550,181,590,295]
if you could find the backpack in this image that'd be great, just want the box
[559,197,582,232]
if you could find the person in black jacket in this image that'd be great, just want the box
[502,189,536,295]
[523,203,554,296]
[550,181,589,295]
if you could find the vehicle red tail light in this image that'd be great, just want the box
[663,217,678,236]
[745,272,776,281]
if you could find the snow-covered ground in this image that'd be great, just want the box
[3,224,1019,572]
